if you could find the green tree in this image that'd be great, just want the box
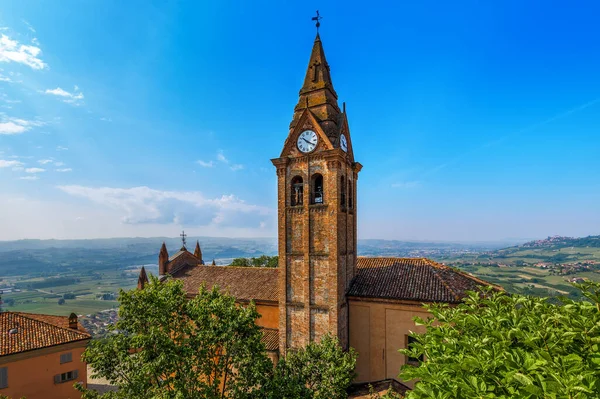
[78,276,272,399]
[230,256,278,268]
[268,334,357,399]
[400,282,600,399]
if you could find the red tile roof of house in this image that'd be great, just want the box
[0,312,91,357]
[349,257,496,303]
[170,265,279,302]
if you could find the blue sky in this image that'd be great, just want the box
[0,0,598,242]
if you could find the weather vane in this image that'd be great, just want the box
[312,10,322,32]
[180,230,187,248]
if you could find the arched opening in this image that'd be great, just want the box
[340,176,346,207]
[291,176,303,206]
[311,174,324,204]
[348,179,353,209]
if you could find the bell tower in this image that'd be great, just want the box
[272,32,362,354]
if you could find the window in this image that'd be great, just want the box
[406,335,424,365]
[0,367,7,389]
[311,174,324,204]
[340,176,346,207]
[348,180,353,209]
[54,369,79,384]
[291,176,303,206]
[60,352,73,364]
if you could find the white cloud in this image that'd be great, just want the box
[230,164,244,171]
[19,176,39,181]
[0,118,44,135]
[217,151,228,163]
[0,74,12,82]
[0,160,23,168]
[54,161,65,166]
[57,185,272,228]
[55,168,72,172]
[56,146,68,151]
[38,159,53,164]
[22,20,36,33]
[25,167,44,173]
[0,34,47,70]
[44,86,84,105]
[196,160,214,168]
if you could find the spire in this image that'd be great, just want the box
[194,240,203,262]
[290,33,341,138]
[212,259,216,266]
[137,266,149,290]
[159,242,169,275]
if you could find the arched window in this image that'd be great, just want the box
[340,176,346,207]
[291,176,303,206]
[311,174,324,204]
[348,179,353,209]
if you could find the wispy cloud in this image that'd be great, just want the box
[196,160,214,168]
[0,160,23,168]
[22,20,36,33]
[0,33,47,70]
[55,168,72,172]
[0,118,44,135]
[216,150,244,171]
[44,86,84,105]
[391,181,420,189]
[56,146,68,151]
[57,185,272,228]
[38,159,54,165]
[19,176,39,181]
[25,167,45,173]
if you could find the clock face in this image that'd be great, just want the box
[297,130,318,153]
[340,134,348,152]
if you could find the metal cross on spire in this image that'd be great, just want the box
[312,10,322,32]
[180,230,187,248]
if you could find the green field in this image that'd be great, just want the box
[1,268,138,316]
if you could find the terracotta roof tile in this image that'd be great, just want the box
[0,312,91,357]
[171,265,279,302]
[349,257,495,303]
[260,328,279,352]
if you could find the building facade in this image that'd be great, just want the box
[141,31,495,388]
[0,312,91,399]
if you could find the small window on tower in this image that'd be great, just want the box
[348,179,353,209]
[340,176,346,207]
[311,174,324,204]
[291,176,303,206]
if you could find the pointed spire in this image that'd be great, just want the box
[194,240,202,262]
[212,259,216,266]
[159,242,169,275]
[137,266,149,290]
[290,34,341,138]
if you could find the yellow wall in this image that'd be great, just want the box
[255,303,279,329]
[349,299,430,388]
[0,343,88,399]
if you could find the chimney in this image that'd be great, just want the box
[68,313,78,330]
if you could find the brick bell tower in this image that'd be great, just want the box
[271,32,362,355]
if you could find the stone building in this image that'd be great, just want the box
[139,31,494,388]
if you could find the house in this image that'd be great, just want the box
[0,312,91,399]
[138,29,497,389]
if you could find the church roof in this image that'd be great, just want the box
[170,265,278,303]
[349,257,496,303]
[260,327,279,352]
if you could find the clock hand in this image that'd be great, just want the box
[303,138,315,145]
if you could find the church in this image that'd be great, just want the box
[138,29,494,388]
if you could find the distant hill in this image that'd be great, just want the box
[519,235,600,249]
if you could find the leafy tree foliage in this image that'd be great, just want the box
[230,255,278,268]
[79,276,356,399]
[78,276,272,399]
[268,334,357,399]
[401,282,600,399]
